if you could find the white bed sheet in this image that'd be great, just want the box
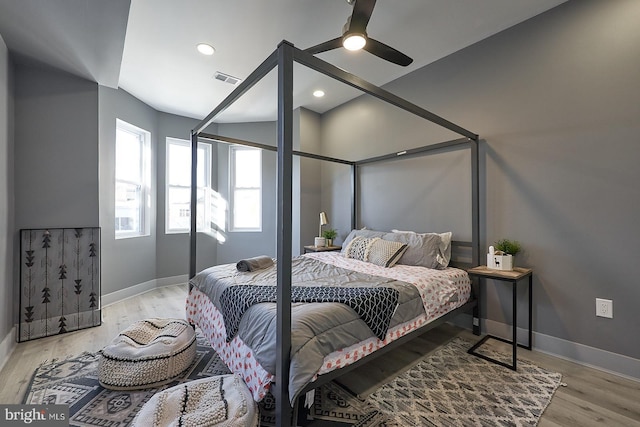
[186,252,471,402]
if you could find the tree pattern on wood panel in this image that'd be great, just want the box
[19,227,101,342]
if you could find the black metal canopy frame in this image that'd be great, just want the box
[189,40,480,427]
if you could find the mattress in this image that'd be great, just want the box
[186,252,470,404]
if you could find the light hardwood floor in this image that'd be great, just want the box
[1,284,638,426]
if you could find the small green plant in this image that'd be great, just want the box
[322,229,337,240]
[494,239,521,255]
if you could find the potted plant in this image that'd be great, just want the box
[488,239,521,271]
[322,229,337,247]
[494,239,521,256]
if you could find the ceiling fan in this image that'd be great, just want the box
[305,0,413,67]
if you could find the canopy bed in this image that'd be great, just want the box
[188,40,480,426]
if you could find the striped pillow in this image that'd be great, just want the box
[345,237,408,268]
[367,238,408,268]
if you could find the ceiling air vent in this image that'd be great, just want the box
[213,71,242,85]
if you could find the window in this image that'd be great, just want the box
[230,146,261,231]
[166,138,217,233]
[115,119,150,238]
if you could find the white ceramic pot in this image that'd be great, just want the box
[487,253,513,271]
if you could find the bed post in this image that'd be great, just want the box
[351,164,357,230]
[189,130,198,284]
[275,40,295,427]
[470,138,480,266]
[471,138,481,335]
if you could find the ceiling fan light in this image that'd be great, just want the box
[342,33,366,51]
[196,43,215,56]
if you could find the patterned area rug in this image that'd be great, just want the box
[23,335,561,426]
[23,332,234,426]
[364,337,563,426]
[21,332,384,426]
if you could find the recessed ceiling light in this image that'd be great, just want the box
[313,90,325,98]
[197,43,215,56]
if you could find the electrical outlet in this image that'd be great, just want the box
[596,298,613,318]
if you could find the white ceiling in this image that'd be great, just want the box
[0,0,567,123]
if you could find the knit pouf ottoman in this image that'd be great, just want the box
[98,318,196,390]
[131,374,258,427]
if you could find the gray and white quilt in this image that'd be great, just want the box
[219,284,399,342]
[189,255,425,402]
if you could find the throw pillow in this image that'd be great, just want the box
[344,236,377,262]
[367,239,408,268]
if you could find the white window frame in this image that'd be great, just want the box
[115,119,151,239]
[165,137,212,234]
[230,145,262,232]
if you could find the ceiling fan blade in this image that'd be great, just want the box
[363,38,413,66]
[305,37,343,55]
[349,0,376,33]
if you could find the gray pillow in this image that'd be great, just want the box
[391,230,452,268]
[382,232,443,269]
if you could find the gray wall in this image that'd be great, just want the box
[321,0,640,361]
[0,34,14,348]
[294,108,323,253]
[12,61,99,333]
[98,87,158,294]
[156,113,218,278]
[357,149,471,239]
[214,121,278,265]
[156,112,218,276]
[14,63,99,229]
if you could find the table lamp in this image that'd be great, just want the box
[315,212,328,247]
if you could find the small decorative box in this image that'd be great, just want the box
[487,253,513,271]
[487,245,513,271]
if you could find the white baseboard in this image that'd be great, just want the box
[101,274,189,307]
[0,326,16,373]
[0,276,188,373]
[454,313,640,382]
[101,279,157,307]
[531,330,640,383]
[156,274,189,288]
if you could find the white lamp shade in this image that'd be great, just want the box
[319,212,329,239]
[319,212,328,226]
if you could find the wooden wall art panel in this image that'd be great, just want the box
[19,228,101,342]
